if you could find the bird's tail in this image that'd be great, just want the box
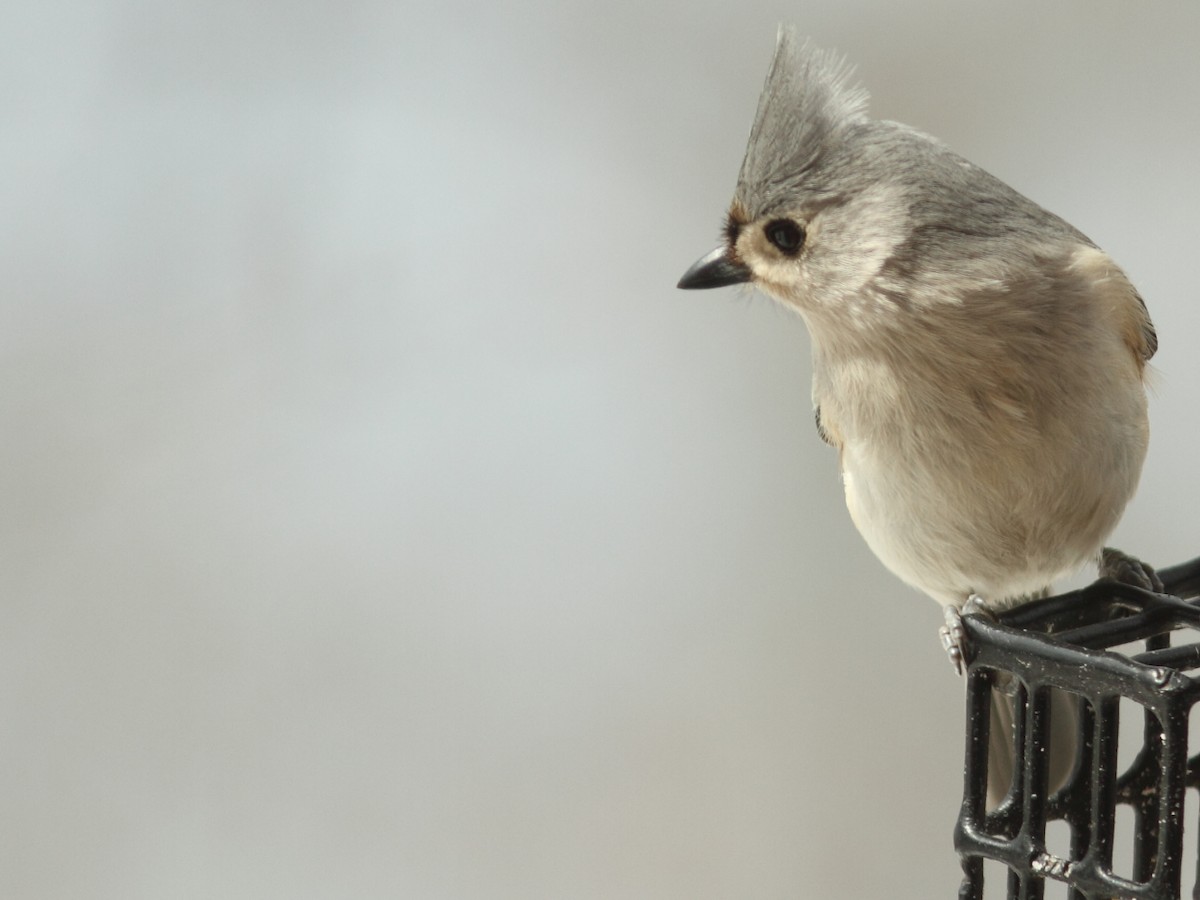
[987,674,1078,809]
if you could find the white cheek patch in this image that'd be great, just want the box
[793,185,908,316]
[740,184,910,327]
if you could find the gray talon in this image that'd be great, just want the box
[1100,547,1163,592]
[939,595,993,676]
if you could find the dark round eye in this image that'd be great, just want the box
[765,219,805,255]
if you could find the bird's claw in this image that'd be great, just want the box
[1099,547,1163,593]
[940,594,993,676]
[940,607,967,676]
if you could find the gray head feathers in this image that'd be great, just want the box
[734,27,869,217]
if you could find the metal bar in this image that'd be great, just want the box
[954,559,1200,899]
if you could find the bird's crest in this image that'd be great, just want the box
[734,27,869,218]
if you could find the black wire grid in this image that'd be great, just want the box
[955,557,1200,900]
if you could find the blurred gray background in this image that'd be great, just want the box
[3,1,1198,898]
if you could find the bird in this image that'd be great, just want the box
[677,27,1158,806]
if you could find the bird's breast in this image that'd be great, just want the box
[820,351,1147,606]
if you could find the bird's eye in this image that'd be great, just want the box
[765,219,805,255]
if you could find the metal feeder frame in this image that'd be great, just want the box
[955,556,1200,900]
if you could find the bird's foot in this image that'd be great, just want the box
[940,594,993,676]
[1099,547,1163,593]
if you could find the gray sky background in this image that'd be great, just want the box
[3,2,1199,898]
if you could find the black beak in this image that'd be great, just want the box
[676,246,752,290]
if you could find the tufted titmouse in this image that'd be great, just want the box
[678,28,1158,804]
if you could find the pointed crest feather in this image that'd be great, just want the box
[735,27,869,216]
